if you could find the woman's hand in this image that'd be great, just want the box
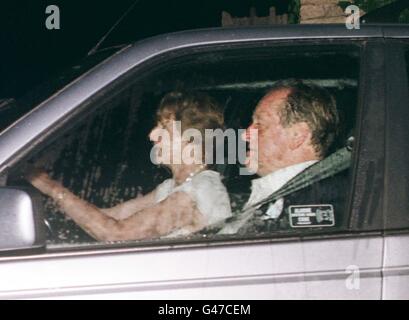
[25,167,59,197]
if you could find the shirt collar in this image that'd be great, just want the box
[245,160,318,208]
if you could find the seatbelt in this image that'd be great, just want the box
[217,147,352,235]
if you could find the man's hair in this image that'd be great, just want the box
[267,79,340,158]
[157,90,225,136]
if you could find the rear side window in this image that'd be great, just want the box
[7,42,361,248]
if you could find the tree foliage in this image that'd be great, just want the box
[288,0,301,24]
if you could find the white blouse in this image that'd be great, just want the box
[154,170,232,237]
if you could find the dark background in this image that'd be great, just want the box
[0,0,290,99]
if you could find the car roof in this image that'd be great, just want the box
[91,24,409,57]
[122,24,408,49]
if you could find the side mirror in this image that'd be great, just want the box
[0,188,45,252]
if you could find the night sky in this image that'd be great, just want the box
[0,0,290,98]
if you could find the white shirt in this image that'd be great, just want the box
[244,160,318,219]
[155,170,232,237]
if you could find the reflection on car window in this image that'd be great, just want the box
[7,43,360,246]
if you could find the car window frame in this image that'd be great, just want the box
[383,39,409,232]
[0,37,386,256]
[347,39,387,232]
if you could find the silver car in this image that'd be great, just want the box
[0,24,408,299]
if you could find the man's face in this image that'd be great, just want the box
[242,89,294,176]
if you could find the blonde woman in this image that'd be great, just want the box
[27,91,232,241]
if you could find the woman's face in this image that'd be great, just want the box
[149,116,183,167]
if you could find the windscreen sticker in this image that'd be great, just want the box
[289,204,335,228]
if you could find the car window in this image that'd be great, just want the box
[6,42,361,248]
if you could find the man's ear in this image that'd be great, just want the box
[288,122,311,150]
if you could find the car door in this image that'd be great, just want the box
[0,26,386,299]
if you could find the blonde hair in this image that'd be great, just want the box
[157,91,225,136]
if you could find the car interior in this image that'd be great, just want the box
[6,43,360,245]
